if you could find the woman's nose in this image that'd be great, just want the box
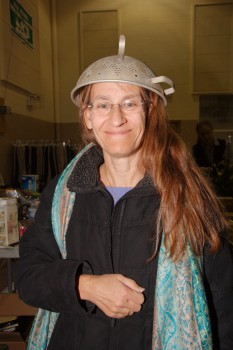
[108,105,127,126]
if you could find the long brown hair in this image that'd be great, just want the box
[141,89,227,259]
[76,85,227,260]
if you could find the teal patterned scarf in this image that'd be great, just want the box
[26,143,212,349]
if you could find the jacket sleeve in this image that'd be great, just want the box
[204,237,233,350]
[14,176,93,314]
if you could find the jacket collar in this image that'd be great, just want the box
[67,144,155,192]
[67,144,103,191]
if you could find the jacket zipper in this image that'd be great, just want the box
[96,187,116,334]
[109,198,126,349]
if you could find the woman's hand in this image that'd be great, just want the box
[78,274,145,318]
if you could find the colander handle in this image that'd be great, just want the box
[151,76,175,95]
[117,35,125,61]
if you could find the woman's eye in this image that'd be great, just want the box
[123,101,136,109]
[96,103,110,109]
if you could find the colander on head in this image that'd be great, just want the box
[71,35,175,106]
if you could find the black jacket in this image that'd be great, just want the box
[15,146,233,350]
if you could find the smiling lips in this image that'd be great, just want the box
[105,129,131,136]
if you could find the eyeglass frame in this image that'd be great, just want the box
[85,96,146,115]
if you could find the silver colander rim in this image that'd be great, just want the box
[71,35,175,106]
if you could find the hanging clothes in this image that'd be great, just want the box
[12,140,76,191]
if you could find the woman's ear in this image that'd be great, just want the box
[83,109,92,130]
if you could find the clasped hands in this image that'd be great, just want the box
[78,274,145,318]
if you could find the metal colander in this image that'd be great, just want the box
[71,35,175,106]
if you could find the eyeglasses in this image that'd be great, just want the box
[86,97,145,116]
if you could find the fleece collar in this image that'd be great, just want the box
[67,143,155,193]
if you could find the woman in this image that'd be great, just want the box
[15,36,233,350]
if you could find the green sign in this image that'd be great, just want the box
[9,0,33,48]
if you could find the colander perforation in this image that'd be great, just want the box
[71,36,175,106]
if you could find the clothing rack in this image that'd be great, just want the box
[12,140,76,191]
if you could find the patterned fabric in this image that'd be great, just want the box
[152,242,212,349]
[26,143,212,349]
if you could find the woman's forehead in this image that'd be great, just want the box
[90,82,141,97]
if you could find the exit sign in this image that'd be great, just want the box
[9,0,33,48]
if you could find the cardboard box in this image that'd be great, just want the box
[0,294,36,317]
[0,294,36,349]
[0,198,19,246]
[0,332,25,349]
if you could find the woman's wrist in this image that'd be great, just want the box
[78,274,96,301]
